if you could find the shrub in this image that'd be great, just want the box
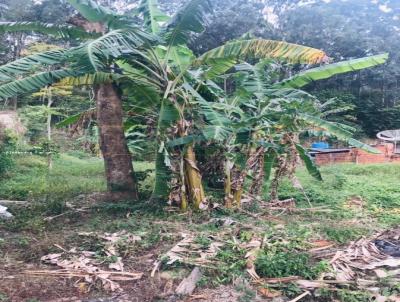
[0,129,17,177]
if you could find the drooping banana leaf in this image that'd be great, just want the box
[68,28,156,71]
[152,146,171,199]
[295,144,322,181]
[300,114,380,154]
[67,0,127,29]
[0,22,99,39]
[263,150,277,182]
[138,0,170,34]
[163,0,212,47]
[194,39,328,66]
[167,134,205,147]
[152,100,179,199]
[182,82,232,141]
[201,58,237,80]
[56,112,84,128]
[275,53,389,89]
[168,45,195,72]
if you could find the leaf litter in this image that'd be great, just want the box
[151,232,224,277]
[25,231,142,292]
[295,227,400,300]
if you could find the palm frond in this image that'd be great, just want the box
[276,54,389,88]
[163,0,212,46]
[138,0,169,34]
[60,72,121,86]
[195,39,328,66]
[69,28,156,71]
[0,49,67,81]
[0,69,79,99]
[0,22,99,39]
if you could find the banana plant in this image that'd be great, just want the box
[117,0,331,211]
[214,54,389,203]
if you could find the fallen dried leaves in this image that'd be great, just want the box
[242,237,262,280]
[258,287,282,298]
[25,231,143,292]
[152,233,224,277]
[329,236,397,281]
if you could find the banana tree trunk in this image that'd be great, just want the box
[95,83,138,199]
[184,145,206,210]
[224,159,234,208]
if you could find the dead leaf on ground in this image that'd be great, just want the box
[309,240,335,252]
[36,231,143,292]
[296,280,329,289]
[258,287,282,298]
[152,233,224,276]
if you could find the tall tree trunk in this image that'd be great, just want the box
[46,87,53,170]
[96,83,138,199]
[184,144,206,209]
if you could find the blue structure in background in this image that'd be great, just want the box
[311,142,330,149]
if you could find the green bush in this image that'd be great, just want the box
[0,129,17,177]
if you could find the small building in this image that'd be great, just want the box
[311,143,400,165]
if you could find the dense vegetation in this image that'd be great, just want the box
[0,1,399,301]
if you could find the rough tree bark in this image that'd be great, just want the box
[96,83,139,199]
[46,87,53,170]
[69,15,138,200]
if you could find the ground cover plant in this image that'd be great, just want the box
[0,0,399,301]
[1,154,399,301]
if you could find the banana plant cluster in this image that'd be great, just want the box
[189,54,388,205]
[0,0,389,209]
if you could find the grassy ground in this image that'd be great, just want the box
[0,155,399,301]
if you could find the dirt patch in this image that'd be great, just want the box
[0,110,25,137]
[0,240,170,302]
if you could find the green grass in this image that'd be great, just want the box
[1,157,399,301]
[276,163,400,226]
[0,154,106,200]
[0,154,154,201]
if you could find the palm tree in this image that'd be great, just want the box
[0,0,158,199]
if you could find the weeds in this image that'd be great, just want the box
[255,251,328,279]
[1,156,400,300]
[320,225,369,244]
[316,288,373,302]
[204,241,247,285]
